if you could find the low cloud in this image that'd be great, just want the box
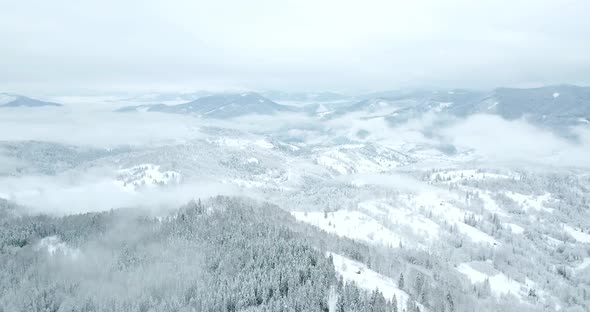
[324,111,590,169]
[0,168,242,215]
[0,107,203,148]
[2,106,589,216]
[439,114,590,168]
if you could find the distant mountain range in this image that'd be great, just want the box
[450,85,590,126]
[261,91,350,103]
[120,91,214,104]
[117,92,295,118]
[4,85,589,129]
[0,93,62,108]
[313,85,590,130]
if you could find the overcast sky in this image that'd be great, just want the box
[1,0,589,94]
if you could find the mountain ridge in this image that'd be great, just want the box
[0,93,62,108]
[116,92,296,118]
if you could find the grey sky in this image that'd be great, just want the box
[1,0,589,94]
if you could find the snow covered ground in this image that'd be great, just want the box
[316,151,353,175]
[476,191,509,216]
[456,261,526,299]
[409,192,500,246]
[225,169,291,190]
[315,145,402,175]
[329,252,423,312]
[207,137,274,150]
[35,236,81,259]
[507,223,525,234]
[292,210,402,247]
[116,164,181,191]
[505,192,553,213]
[358,200,440,243]
[429,169,517,183]
[563,225,590,243]
[575,258,590,271]
[454,223,500,246]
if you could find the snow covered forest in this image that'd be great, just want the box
[4,194,582,312]
[1,86,590,312]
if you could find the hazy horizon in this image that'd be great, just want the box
[3,83,590,100]
[2,0,590,94]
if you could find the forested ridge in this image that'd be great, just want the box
[1,194,587,312]
[0,197,400,312]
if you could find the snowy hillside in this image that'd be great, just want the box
[293,210,402,247]
[314,144,412,175]
[2,86,590,311]
[115,164,181,191]
[329,252,424,312]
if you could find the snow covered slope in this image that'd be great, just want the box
[115,164,181,191]
[292,210,402,247]
[564,225,590,243]
[329,252,424,312]
[408,192,500,246]
[314,144,411,175]
[456,261,532,300]
[358,200,440,244]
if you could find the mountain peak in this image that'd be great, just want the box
[0,93,62,108]
[117,92,294,118]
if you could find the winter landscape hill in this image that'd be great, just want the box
[3,1,590,310]
[1,86,589,312]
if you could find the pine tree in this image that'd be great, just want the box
[413,272,424,298]
[446,292,455,312]
[406,298,416,312]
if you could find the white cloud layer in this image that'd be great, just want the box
[440,114,590,168]
[1,106,589,215]
[0,106,203,148]
[1,0,589,93]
